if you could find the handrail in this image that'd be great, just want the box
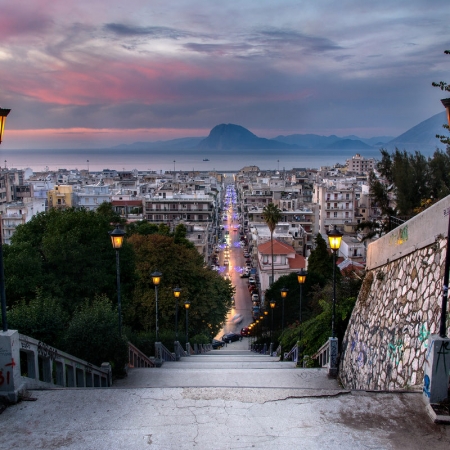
[1,331,112,403]
[155,342,176,363]
[312,339,330,367]
[128,342,155,368]
[285,343,298,362]
[189,343,195,355]
[174,341,188,360]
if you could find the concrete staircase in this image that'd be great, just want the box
[114,345,340,391]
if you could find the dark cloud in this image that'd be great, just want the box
[104,23,190,40]
[255,28,343,53]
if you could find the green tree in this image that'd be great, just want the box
[307,233,333,280]
[7,290,69,348]
[5,207,135,313]
[127,233,232,341]
[262,203,282,285]
[63,295,129,376]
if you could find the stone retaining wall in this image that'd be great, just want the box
[339,195,450,390]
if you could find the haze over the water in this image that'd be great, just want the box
[0,1,449,150]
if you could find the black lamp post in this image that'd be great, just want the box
[327,226,343,339]
[184,299,191,344]
[270,299,276,341]
[439,97,450,338]
[173,287,181,341]
[151,270,162,341]
[297,269,307,324]
[280,287,288,332]
[109,225,126,336]
[0,108,10,332]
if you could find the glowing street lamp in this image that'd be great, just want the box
[327,226,343,339]
[297,269,307,324]
[280,287,288,332]
[173,287,181,341]
[0,107,10,332]
[151,270,162,341]
[269,299,276,342]
[184,299,191,344]
[109,225,126,335]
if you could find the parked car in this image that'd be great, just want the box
[240,272,250,278]
[240,327,251,337]
[212,339,225,349]
[249,277,256,284]
[222,332,241,343]
[252,293,259,302]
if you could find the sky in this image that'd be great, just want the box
[1,0,450,149]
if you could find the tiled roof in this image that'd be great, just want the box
[288,253,306,270]
[258,239,295,255]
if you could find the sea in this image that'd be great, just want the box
[0,146,383,173]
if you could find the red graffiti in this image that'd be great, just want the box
[5,358,16,368]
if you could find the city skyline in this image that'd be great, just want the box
[1,0,450,149]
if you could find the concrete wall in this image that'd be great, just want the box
[339,195,450,390]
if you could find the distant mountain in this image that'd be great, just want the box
[197,124,296,150]
[323,139,372,150]
[385,111,447,153]
[343,135,394,146]
[111,113,447,153]
[273,133,341,148]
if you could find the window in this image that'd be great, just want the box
[333,212,337,218]
[345,212,349,218]
[346,194,350,200]
[345,203,349,209]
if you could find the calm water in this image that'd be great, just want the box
[0,147,383,172]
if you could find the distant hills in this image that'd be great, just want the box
[114,112,448,153]
[384,111,447,153]
[197,124,295,150]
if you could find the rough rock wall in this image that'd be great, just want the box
[339,235,448,390]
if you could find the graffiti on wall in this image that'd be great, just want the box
[388,225,408,246]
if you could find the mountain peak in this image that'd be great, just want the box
[197,124,294,150]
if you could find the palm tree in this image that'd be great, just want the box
[262,203,282,285]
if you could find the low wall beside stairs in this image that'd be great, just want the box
[339,196,450,390]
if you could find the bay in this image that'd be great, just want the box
[0,147,382,172]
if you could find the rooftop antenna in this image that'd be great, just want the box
[4,160,6,169]
[277,159,280,171]
[87,159,89,172]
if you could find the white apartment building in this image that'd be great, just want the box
[345,154,376,174]
[74,184,111,211]
[314,179,358,234]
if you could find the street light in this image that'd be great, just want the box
[297,269,307,324]
[280,287,288,332]
[0,108,10,332]
[439,97,450,338]
[109,225,126,336]
[270,299,276,341]
[327,226,343,339]
[173,287,181,341]
[184,299,191,344]
[151,270,162,342]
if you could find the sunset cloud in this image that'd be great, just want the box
[0,0,449,149]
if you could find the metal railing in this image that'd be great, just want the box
[128,342,155,368]
[312,340,331,367]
